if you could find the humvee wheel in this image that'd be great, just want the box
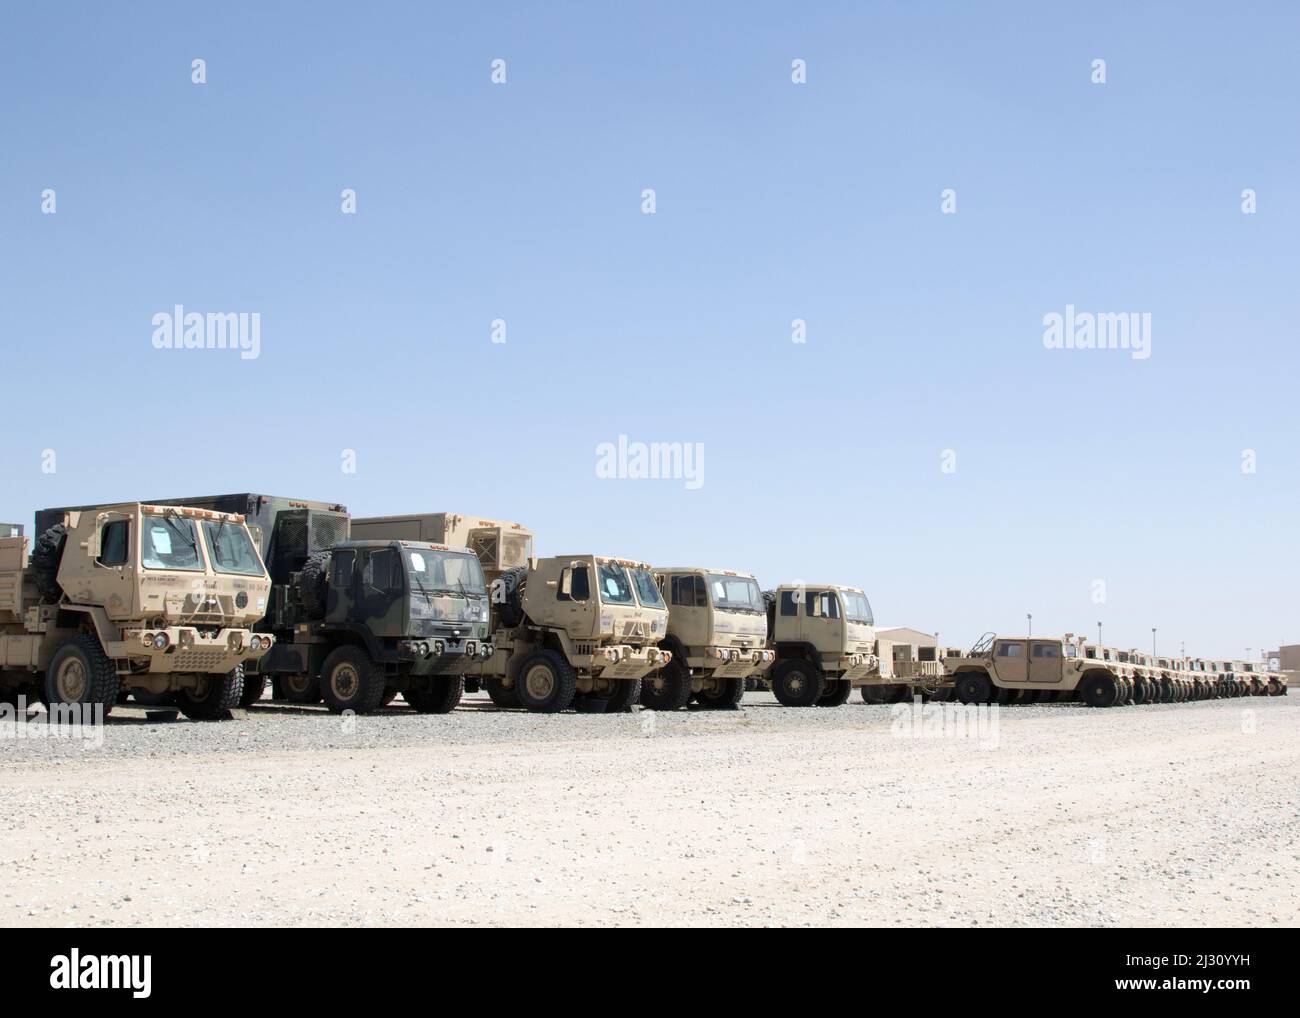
[954,671,992,705]
[405,675,464,714]
[1132,678,1148,704]
[177,666,244,720]
[45,635,119,715]
[281,673,321,705]
[1159,678,1174,703]
[1080,673,1118,708]
[641,657,693,711]
[238,672,267,707]
[770,659,825,707]
[694,675,744,709]
[996,687,1018,706]
[320,646,386,714]
[484,677,520,709]
[516,650,577,713]
[1019,689,1039,705]
[816,679,852,707]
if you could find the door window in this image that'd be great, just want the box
[98,520,130,567]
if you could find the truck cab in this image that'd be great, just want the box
[643,567,773,710]
[766,583,879,706]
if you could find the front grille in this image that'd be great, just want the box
[169,650,234,672]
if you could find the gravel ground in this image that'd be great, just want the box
[1,691,1296,927]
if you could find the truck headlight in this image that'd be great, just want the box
[249,635,263,652]
[153,633,169,650]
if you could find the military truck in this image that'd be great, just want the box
[760,583,879,706]
[147,495,491,713]
[352,513,670,713]
[644,567,773,710]
[860,639,948,704]
[3,503,273,718]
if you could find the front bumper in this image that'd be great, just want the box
[704,646,775,679]
[397,637,494,673]
[109,627,274,675]
[839,653,881,685]
[592,644,672,680]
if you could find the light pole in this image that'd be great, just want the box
[1097,621,1103,646]
[1027,613,1032,637]
[1151,627,1157,658]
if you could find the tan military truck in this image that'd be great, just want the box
[1,504,273,719]
[944,633,1120,706]
[644,567,773,710]
[350,514,670,713]
[860,640,948,704]
[762,583,879,706]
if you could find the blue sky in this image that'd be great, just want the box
[1,2,1296,658]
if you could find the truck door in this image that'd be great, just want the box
[1028,641,1063,683]
[357,547,404,633]
[93,511,136,619]
[325,550,355,625]
[993,639,1029,682]
[556,564,593,638]
[801,589,843,662]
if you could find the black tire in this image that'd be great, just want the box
[237,672,267,707]
[44,634,119,715]
[817,679,852,707]
[515,650,577,713]
[641,655,694,711]
[1159,678,1174,703]
[694,674,744,709]
[405,674,464,714]
[859,684,890,704]
[1080,672,1119,708]
[177,666,244,720]
[494,567,528,628]
[280,673,322,705]
[770,658,825,707]
[30,524,67,604]
[484,677,520,709]
[319,646,387,714]
[133,689,177,707]
[586,677,641,713]
[954,671,992,705]
[298,552,330,620]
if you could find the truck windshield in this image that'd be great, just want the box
[597,562,635,605]
[406,549,486,595]
[201,520,266,576]
[707,574,764,612]
[142,514,204,571]
[629,567,664,608]
[839,590,874,624]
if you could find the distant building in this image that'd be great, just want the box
[1264,645,1300,673]
[876,627,937,649]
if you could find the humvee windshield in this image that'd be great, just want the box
[406,549,486,595]
[201,519,265,576]
[597,562,635,605]
[629,567,664,608]
[708,574,763,612]
[839,590,874,624]
[143,513,204,571]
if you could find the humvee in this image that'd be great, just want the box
[148,495,492,714]
[762,583,879,706]
[644,567,774,710]
[474,554,671,713]
[945,633,1126,706]
[2,504,273,719]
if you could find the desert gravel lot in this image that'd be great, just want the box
[1,692,1297,927]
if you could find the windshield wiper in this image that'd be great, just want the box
[162,509,197,550]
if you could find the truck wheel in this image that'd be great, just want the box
[860,684,889,704]
[1159,678,1174,703]
[817,679,852,707]
[954,671,992,705]
[1080,673,1118,708]
[515,650,577,713]
[584,677,641,712]
[770,659,824,707]
[177,666,244,720]
[281,673,321,704]
[238,672,267,707]
[298,552,330,620]
[641,658,693,711]
[45,635,119,715]
[320,646,387,714]
[30,524,68,604]
[405,674,464,714]
[484,677,520,709]
[695,675,744,709]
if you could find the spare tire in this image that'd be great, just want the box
[298,552,330,620]
[762,589,776,637]
[493,566,528,628]
[30,524,67,604]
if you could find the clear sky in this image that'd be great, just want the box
[1,2,1295,659]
